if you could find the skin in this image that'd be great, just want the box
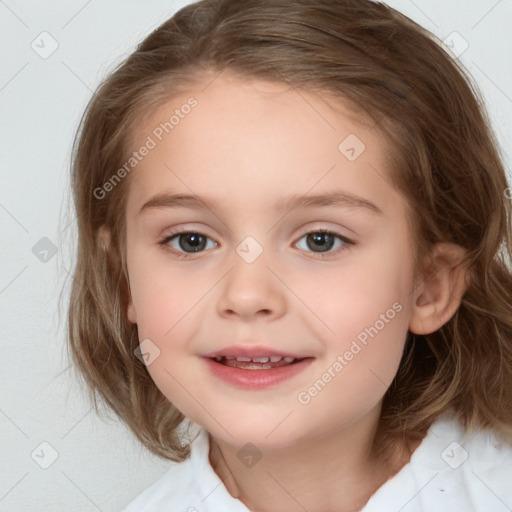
[120,71,469,511]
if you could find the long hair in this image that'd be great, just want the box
[67,0,512,461]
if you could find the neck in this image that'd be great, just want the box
[208,408,414,512]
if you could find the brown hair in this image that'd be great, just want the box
[67,0,512,462]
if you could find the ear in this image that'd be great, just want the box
[409,243,470,335]
[127,300,137,324]
[98,224,137,324]
[98,224,111,253]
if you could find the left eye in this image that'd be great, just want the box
[295,231,348,254]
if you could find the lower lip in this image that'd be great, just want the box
[203,357,314,390]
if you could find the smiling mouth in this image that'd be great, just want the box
[209,355,307,370]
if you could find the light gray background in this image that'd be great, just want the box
[1,1,511,511]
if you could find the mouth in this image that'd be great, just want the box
[202,350,315,389]
[208,355,308,370]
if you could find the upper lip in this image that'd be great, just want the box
[201,345,311,359]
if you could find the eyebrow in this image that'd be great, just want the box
[139,190,383,215]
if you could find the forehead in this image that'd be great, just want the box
[125,73,400,217]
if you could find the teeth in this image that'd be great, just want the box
[252,357,269,363]
[214,355,296,363]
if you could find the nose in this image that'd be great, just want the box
[216,255,287,322]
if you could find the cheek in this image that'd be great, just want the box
[295,276,411,426]
[127,252,214,341]
[297,252,413,340]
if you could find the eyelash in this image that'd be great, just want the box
[157,228,354,260]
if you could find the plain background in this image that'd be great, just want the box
[1,0,511,511]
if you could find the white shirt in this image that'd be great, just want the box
[121,414,512,511]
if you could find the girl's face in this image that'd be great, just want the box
[124,72,419,449]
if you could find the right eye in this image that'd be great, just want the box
[159,231,218,256]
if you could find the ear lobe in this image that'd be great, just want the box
[409,243,470,335]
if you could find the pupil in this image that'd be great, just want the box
[307,232,334,253]
[180,233,206,252]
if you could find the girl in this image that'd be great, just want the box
[67,0,512,510]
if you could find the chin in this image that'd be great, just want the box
[203,416,308,451]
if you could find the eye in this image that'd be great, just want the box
[294,230,352,255]
[159,231,217,255]
[158,229,353,258]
